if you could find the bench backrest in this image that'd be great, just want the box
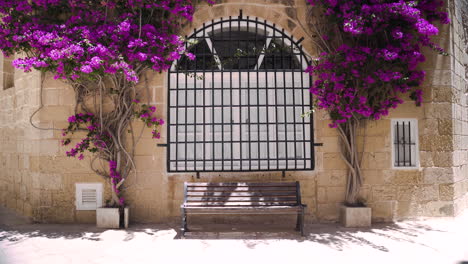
[183,182,302,207]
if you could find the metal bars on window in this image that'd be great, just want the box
[392,119,418,167]
[167,14,314,172]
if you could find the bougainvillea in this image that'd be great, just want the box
[61,100,162,206]
[0,0,201,209]
[0,0,196,83]
[62,113,126,205]
[132,100,164,139]
[307,0,449,127]
[306,0,449,205]
[61,112,111,160]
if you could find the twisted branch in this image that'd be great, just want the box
[63,69,152,206]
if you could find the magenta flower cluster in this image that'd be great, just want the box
[307,0,449,127]
[62,113,111,160]
[132,100,164,139]
[0,0,198,82]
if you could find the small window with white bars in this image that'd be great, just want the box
[391,119,419,168]
[75,183,103,210]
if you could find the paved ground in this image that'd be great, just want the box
[1,206,468,264]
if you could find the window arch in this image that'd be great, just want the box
[167,15,314,172]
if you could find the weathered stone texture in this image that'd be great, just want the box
[450,0,468,216]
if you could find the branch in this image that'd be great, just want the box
[29,72,60,131]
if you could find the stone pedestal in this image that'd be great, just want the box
[96,207,129,228]
[340,205,371,227]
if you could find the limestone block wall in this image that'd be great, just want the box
[0,68,111,223]
[451,0,468,215]
[0,57,42,219]
[0,0,467,224]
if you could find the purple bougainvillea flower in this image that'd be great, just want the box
[306,0,448,127]
[67,115,77,123]
[0,0,198,83]
[186,52,196,60]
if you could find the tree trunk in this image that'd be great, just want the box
[337,117,363,205]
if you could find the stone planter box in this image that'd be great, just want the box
[96,207,129,228]
[340,205,371,227]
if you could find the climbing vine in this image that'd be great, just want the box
[0,0,204,207]
[306,0,450,204]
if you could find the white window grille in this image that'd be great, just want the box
[391,119,419,168]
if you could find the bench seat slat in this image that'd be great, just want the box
[186,182,297,187]
[186,197,298,202]
[183,202,298,206]
[186,191,298,197]
[184,206,303,214]
[186,187,297,192]
[185,211,300,215]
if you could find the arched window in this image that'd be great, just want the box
[168,15,314,172]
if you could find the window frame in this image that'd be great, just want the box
[390,118,420,169]
[166,16,315,173]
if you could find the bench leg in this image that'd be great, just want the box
[300,207,305,237]
[295,211,301,231]
[295,208,305,236]
[181,208,188,236]
[296,208,304,231]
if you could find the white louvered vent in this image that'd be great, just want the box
[82,189,97,206]
[75,183,103,210]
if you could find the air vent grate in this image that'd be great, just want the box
[75,183,103,210]
[82,189,97,205]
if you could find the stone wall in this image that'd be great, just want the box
[0,0,467,224]
[0,66,111,223]
[0,56,42,219]
[451,0,468,215]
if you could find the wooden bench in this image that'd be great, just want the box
[180,181,307,236]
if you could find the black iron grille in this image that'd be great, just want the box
[167,15,314,172]
[393,120,417,167]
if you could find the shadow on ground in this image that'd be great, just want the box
[0,206,173,244]
[180,221,447,252]
[0,219,448,254]
[302,222,447,252]
[0,205,452,253]
[0,223,175,243]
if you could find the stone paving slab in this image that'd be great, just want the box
[1,206,468,264]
